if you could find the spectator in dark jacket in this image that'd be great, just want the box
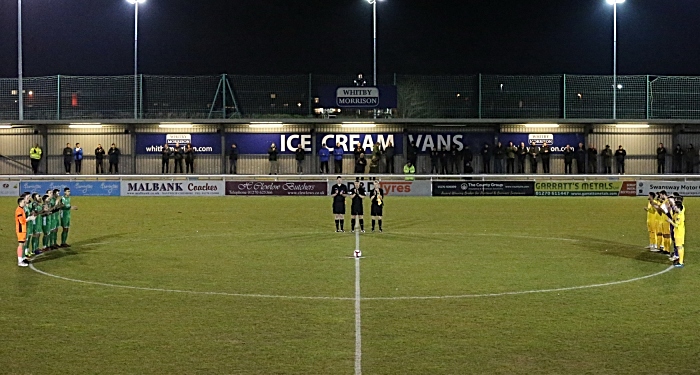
[563,144,574,174]
[185,144,195,173]
[506,142,517,174]
[685,144,697,174]
[540,142,551,174]
[439,147,449,174]
[228,143,239,174]
[173,142,184,173]
[587,145,598,174]
[463,146,474,173]
[481,143,492,173]
[355,153,367,174]
[601,145,613,174]
[527,142,539,174]
[161,143,172,174]
[673,144,683,174]
[62,143,73,174]
[384,142,395,173]
[614,145,626,174]
[95,144,106,174]
[516,142,527,174]
[449,144,460,174]
[318,144,330,174]
[108,143,120,174]
[575,143,586,174]
[295,145,305,174]
[407,142,418,166]
[353,143,363,163]
[494,142,505,174]
[430,147,439,174]
[657,143,667,174]
[268,143,279,175]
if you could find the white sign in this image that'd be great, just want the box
[528,134,554,145]
[327,180,432,197]
[637,180,700,197]
[336,87,379,108]
[280,134,312,152]
[166,134,192,145]
[121,180,224,196]
[0,180,20,197]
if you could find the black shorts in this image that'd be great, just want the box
[333,202,346,215]
[371,204,383,216]
[351,203,364,216]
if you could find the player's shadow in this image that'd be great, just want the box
[571,236,670,265]
[31,233,127,264]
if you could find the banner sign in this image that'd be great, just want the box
[432,181,535,196]
[501,134,585,153]
[317,133,403,155]
[408,133,495,153]
[328,180,432,197]
[535,181,636,197]
[0,181,20,197]
[225,133,311,155]
[637,181,700,197]
[135,133,221,155]
[317,85,398,109]
[20,181,120,196]
[120,180,224,196]
[226,181,327,196]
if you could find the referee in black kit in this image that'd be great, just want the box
[350,179,366,233]
[370,181,384,232]
[331,176,348,232]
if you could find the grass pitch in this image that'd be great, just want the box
[1,196,699,374]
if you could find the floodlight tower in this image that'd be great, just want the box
[18,0,23,120]
[607,0,625,120]
[127,0,146,119]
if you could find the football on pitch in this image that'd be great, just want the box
[354,250,362,258]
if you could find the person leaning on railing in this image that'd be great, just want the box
[108,143,120,174]
[29,144,42,174]
[228,143,239,174]
[403,161,415,181]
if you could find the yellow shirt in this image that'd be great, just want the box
[673,208,686,232]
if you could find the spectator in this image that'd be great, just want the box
[407,141,418,166]
[268,143,279,175]
[354,73,367,87]
[173,142,184,174]
[430,147,439,174]
[575,142,586,174]
[516,142,527,174]
[506,142,517,174]
[403,161,415,181]
[161,143,172,174]
[353,143,363,162]
[449,144,460,174]
[295,145,305,174]
[528,141,539,174]
[62,143,73,174]
[464,162,474,174]
[355,153,367,174]
[318,143,330,174]
[614,145,626,174]
[657,143,667,174]
[587,145,598,174]
[108,143,120,174]
[482,143,492,174]
[439,146,449,174]
[74,143,83,174]
[462,145,474,173]
[563,144,574,174]
[185,144,195,173]
[95,144,105,174]
[685,144,697,174]
[494,142,505,174]
[228,143,239,174]
[601,145,613,174]
[29,143,42,174]
[673,144,683,174]
[370,142,382,174]
[540,142,551,174]
[384,142,395,174]
[333,144,344,174]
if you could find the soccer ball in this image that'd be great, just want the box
[354,250,362,258]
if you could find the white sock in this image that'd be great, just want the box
[17,256,23,263]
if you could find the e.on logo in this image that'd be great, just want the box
[381,182,412,195]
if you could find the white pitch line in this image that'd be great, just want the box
[354,256,362,375]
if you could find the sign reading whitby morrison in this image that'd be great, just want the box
[432,181,535,196]
[317,85,398,109]
[226,181,327,196]
[120,181,224,196]
[20,181,120,196]
[135,134,221,155]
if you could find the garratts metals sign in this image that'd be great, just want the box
[226,181,328,196]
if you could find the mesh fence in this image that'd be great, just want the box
[481,75,562,119]
[564,75,647,119]
[2,74,700,120]
[650,76,700,120]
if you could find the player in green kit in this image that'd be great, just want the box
[31,193,45,255]
[60,187,77,247]
[40,194,51,251]
[47,189,61,250]
[20,193,34,257]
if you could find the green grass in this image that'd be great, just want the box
[1,196,699,374]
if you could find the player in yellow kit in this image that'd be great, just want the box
[668,201,686,268]
[645,193,659,251]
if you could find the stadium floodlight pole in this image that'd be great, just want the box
[367,0,381,119]
[607,0,625,120]
[127,0,146,120]
[18,0,23,121]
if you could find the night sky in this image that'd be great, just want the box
[0,0,697,78]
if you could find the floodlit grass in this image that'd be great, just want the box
[1,196,699,374]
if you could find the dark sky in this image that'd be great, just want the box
[0,0,697,77]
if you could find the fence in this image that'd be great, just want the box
[2,74,700,120]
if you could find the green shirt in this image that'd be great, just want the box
[61,196,71,211]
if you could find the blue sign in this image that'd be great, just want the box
[317,85,398,109]
[135,133,221,155]
[20,181,121,196]
[317,133,403,155]
[225,133,311,155]
[408,133,496,154]
[502,134,585,153]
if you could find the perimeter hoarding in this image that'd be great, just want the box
[432,181,535,196]
[120,181,224,196]
[226,181,327,196]
[135,134,221,155]
[535,181,637,197]
[20,181,120,196]
[328,180,432,197]
[637,181,700,197]
[0,180,20,196]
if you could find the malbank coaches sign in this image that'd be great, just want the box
[121,181,224,196]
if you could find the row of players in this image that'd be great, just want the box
[646,190,686,267]
[330,177,384,233]
[14,188,76,267]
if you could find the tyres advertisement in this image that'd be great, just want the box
[432,181,535,196]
